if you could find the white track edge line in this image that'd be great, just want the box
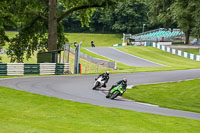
[112,47,168,67]
[84,47,132,66]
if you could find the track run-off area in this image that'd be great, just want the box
[84,47,165,67]
[1,69,200,120]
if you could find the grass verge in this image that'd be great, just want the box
[123,79,200,113]
[182,49,199,55]
[0,86,200,133]
[117,46,200,70]
[65,33,122,47]
[80,46,200,73]
[3,32,200,74]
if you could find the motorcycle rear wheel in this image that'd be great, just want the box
[106,93,111,98]
[92,82,99,90]
[110,91,119,99]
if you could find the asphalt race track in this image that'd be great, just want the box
[1,69,200,120]
[84,47,165,67]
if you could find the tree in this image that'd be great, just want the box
[3,0,119,62]
[0,0,14,62]
[146,0,200,44]
[111,0,148,33]
[89,0,148,34]
[170,0,197,44]
[191,0,200,42]
[146,0,175,28]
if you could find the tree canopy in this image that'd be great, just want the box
[62,0,148,33]
[1,0,119,62]
[146,0,200,44]
[1,0,200,62]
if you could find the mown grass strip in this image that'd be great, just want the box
[3,32,200,73]
[0,86,200,133]
[182,49,199,55]
[65,33,122,47]
[123,79,200,113]
[117,46,200,69]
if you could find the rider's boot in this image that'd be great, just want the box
[102,83,106,88]
[106,93,110,98]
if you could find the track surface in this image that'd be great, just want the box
[85,47,164,67]
[1,69,200,120]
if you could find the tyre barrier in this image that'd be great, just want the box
[0,63,70,76]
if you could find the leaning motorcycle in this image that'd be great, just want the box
[92,77,105,90]
[106,84,125,99]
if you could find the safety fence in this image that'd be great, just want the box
[152,43,200,61]
[70,48,116,69]
[0,63,70,76]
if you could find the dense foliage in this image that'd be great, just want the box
[63,0,148,34]
[1,0,119,62]
[146,0,200,44]
[0,0,200,62]
[0,0,14,62]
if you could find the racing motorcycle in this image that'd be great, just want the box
[92,77,106,90]
[106,84,125,99]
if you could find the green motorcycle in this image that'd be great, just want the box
[106,84,125,99]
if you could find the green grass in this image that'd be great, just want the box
[0,75,43,78]
[4,31,18,49]
[117,46,200,70]
[123,79,200,113]
[0,86,200,133]
[1,32,115,74]
[2,32,200,73]
[81,48,114,61]
[182,49,200,55]
[65,33,122,47]
[78,46,200,73]
[5,32,122,48]
[0,52,38,63]
[0,51,111,74]
[5,31,18,38]
[81,46,200,73]
[1,32,111,73]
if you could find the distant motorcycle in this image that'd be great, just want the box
[106,84,125,99]
[92,77,106,90]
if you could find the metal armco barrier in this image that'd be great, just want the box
[70,48,116,69]
[0,63,70,76]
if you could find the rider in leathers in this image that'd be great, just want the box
[95,71,109,87]
[106,78,127,98]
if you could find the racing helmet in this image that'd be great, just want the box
[106,71,109,75]
[123,78,127,83]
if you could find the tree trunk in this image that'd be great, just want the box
[185,29,190,44]
[48,0,57,51]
